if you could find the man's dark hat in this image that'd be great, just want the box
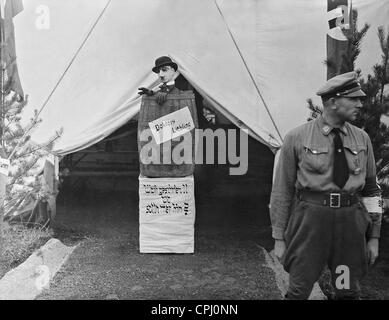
[152,56,178,73]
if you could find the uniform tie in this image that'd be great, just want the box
[333,128,349,188]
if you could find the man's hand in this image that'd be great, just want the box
[155,92,168,105]
[367,238,379,266]
[138,87,154,96]
[274,239,286,261]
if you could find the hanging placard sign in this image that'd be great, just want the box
[148,107,195,145]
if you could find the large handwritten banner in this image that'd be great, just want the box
[139,175,195,253]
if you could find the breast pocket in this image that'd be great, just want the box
[343,143,367,175]
[301,145,330,173]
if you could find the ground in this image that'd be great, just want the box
[20,176,389,300]
[0,223,51,279]
[37,177,280,300]
[360,221,389,299]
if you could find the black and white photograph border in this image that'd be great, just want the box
[0,0,388,309]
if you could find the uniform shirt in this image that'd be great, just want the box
[270,116,381,240]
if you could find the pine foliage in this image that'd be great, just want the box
[1,91,62,218]
[354,26,389,194]
[307,17,389,195]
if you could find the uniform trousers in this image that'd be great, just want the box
[282,200,371,299]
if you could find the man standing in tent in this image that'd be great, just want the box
[138,56,180,105]
[270,72,382,300]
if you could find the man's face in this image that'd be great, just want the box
[158,65,176,83]
[333,96,363,122]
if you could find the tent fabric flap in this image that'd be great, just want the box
[19,0,284,155]
[13,0,389,155]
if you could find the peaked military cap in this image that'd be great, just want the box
[316,71,366,100]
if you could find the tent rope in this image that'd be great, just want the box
[8,0,112,159]
[36,0,112,118]
[7,0,112,160]
[213,0,284,143]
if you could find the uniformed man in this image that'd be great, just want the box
[270,71,382,300]
[138,56,181,105]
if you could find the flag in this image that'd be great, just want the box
[0,0,23,19]
[3,42,23,97]
[0,0,24,98]
[326,0,352,79]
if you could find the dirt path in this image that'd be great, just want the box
[37,186,281,300]
[38,229,280,300]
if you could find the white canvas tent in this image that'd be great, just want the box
[13,0,389,155]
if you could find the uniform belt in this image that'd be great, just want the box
[297,190,360,208]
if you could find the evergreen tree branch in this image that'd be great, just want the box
[7,113,42,159]
[377,27,389,104]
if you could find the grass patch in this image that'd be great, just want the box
[0,223,52,279]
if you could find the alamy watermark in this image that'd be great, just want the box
[34,265,50,291]
[35,5,50,30]
[139,128,249,175]
[335,265,350,290]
